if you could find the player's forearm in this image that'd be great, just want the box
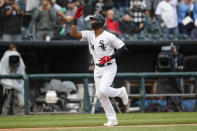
[71,6,83,39]
[110,45,129,59]
[71,19,82,39]
[71,19,78,36]
[71,24,77,36]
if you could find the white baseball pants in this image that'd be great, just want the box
[94,63,123,121]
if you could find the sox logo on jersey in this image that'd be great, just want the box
[99,40,106,51]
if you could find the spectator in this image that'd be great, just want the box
[178,0,194,36]
[77,0,92,31]
[155,0,179,36]
[193,0,197,39]
[129,0,146,31]
[93,0,105,14]
[50,0,70,40]
[119,13,140,35]
[145,0,162,17]
[193,0,197,21]
[0,44,26,115]
[50,0,66,23]
[56,0,67,7]
[114,0,129,9]
[51,0,65,21]
[106,9,121,36]
[191,20,197,39]
[25,0,40,39]
[34,0,57,41]
[103,0,114,10]
[77,15,91,31]
[1,0,24,41]
[50,0,62,12]
[0,0,4,40]
[93,0,114,12]
[74,0,81,7]
[15,0,25,11]
[60,0,77,40]
[81,0,93,16]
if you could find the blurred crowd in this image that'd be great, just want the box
[0,0,197,41]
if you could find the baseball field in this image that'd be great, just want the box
[0,112,197,131]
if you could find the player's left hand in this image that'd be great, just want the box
[99,56,111,64]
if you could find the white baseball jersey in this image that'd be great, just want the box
[81,30,126,123]
[81,30,125,64]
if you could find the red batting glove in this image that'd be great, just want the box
[74,6,84,19]
[99,56,111,64]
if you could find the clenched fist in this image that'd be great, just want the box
[74,6,84,19]
[99,56,111,64]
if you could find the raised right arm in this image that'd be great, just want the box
[70,6,84,39]
[71,19,82,39]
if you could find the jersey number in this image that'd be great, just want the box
[90,42,94,50]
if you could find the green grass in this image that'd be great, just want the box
[42,125,197,131]
[0,112,197,129]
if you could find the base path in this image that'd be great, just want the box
[1,124,197,131]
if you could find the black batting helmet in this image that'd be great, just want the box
[90,14,105,29]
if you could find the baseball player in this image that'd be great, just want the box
[71,7,129,127]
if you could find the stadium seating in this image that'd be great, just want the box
[148,34,161,40]
[176,34,191,40]
[132,33,146,40]
[119,34,133,41]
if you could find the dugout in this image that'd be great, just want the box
[0,40,197,113]
[0,40,197,73]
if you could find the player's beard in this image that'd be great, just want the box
[91,23,102,29]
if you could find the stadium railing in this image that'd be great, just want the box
[0,72,197,115]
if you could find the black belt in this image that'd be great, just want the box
[96,63,112,67]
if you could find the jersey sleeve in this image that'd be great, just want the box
[155,3,162,15]
[110,34,125,49]
[80,30,91,40]
[170,0,177,6]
